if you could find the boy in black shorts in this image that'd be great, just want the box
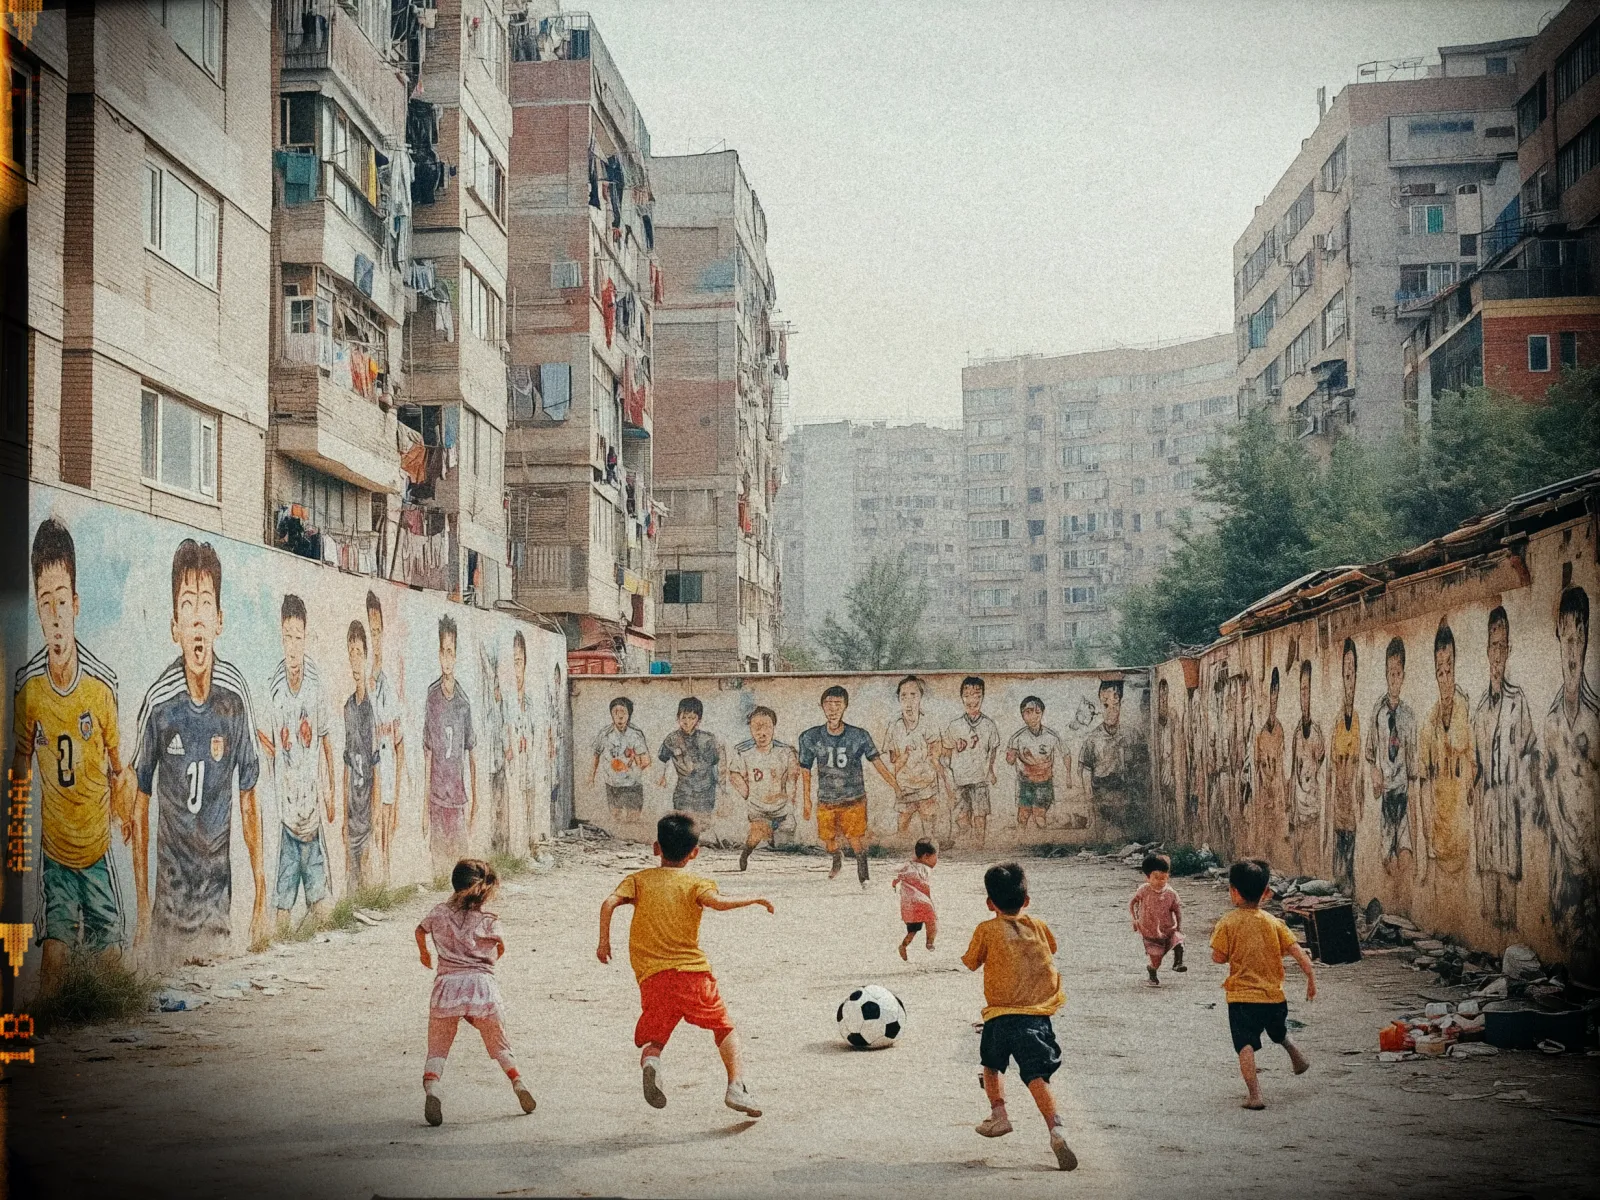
[961,863,1077,1171]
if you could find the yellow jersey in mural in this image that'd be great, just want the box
[1420,688,1474,874]
[13,643,121,869]
[1328,709,1362,832]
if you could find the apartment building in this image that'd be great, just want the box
[1406,4,1600,408]
[960,337,1235,667]
[649,150,783,674]
[54,1,274,540]
[397,0,513,603]
[1234,40,1528,446]
[505,12,659,669]
[777,421,966,659]
[269,0,410,581]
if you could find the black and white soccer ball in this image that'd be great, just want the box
[836,984,906,1049]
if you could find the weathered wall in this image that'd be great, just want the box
[571,669,1151,853]
[4,485,568,990]
[1150,514,1598,974]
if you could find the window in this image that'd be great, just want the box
[1319,138,1347,192]
[1064,586,1099,607]
[1523,165,1557,215]
[970,548,1022,572]
[550,259,581,289]
[969,518,1011,541]
[1486,56,1508,75]
[1288,252,1314,303]
[1132,476,1146,494]
[1026,486,1044,503]
[1248,295,1276,349]
[1321,289,1347,347]
[966,451,1009,474]
[1259,359,1280,396]
[5,60,35,178]
[1285,323,1316,376]
[1029,555,1046,572]
[143,159,219,287]
[471,10,509,90]
[1519,76,1548,142]
[975,418,1006,437]
[1557,116,1600,194]
[1555,19,1600,104]
[662,571,703,604]
[1528,334,1551,373]
[464,123,506,222]
[1460,233,1479,258]
[1408,118,1474,137]
[289,460,363,535]
[1154,510,1165,529]
[462,266,502,342]
[1131,512,1142,533]
[966,485,1012,507]
[1399,263,1454,297]
[1279,182,1315,245]
[1410,204,1445,236]
[150,0,224,80]
[972,587,1018,612]
[1027,519,1046,538]
[141,388,217,498]
[1561,331,1579,369]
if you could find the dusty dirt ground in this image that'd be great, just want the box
[8,844,1600,1200]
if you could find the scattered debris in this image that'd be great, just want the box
[1501,945,1541,980]
[152,989,207,1012]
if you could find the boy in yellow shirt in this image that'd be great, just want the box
[1209,858,1316,1109]
[598,812,772,1117]
[962,862,1078,1172]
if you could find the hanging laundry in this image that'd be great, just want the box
[400,440,428,485]
[652,262,664,304]
[642,211,654,250]
[604,155,624,227]
[600,279,616,346]
[588,146,601,209]
[354,253,376,298]
[443,404,460,448]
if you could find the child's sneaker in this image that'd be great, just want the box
[1050,1128,1079,1171]
[642,1057,667,1109]
[1173,945,1187,972]
[424,1094,443,1127]
[1146,966,1160,986]
[724,1080,762,1117]
[513,1080,537,1113]
[974,1113,1013,1137]
[828,851,843,879]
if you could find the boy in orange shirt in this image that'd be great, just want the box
[962,862,1078,1172]
[1209,858,1316,1110]
[598,811,772,1117]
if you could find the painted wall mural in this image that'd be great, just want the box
[1149,512,1598,975]
[4,486,567,989]
[570,670,1153,856]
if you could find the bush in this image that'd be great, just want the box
[1164,844,1212,876]
[34,951,159,1031]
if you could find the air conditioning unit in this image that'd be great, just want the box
[1266,386,1283,400]
[1400,182,1439,198]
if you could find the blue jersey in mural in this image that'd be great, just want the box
[796,723,880,805]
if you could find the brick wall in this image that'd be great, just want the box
[1482,306,1600,400]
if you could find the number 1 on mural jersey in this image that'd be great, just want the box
[185,760,205,813]
[56,734,75,788]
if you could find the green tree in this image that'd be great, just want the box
[816,555,931,671]
[778,642,825,671]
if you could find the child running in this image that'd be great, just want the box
[1130,851,1185,986]
[892,839,938,959]
[415,858,535,1126]
[963,863,1078,1172]
[598,812,771,1117]
[1209,858,1316,1110]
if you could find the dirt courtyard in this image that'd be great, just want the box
[9,844,1600,1200]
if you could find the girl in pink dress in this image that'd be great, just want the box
[892,839,939,959]
[415,858,535,1125]
[1129,851,1185,986]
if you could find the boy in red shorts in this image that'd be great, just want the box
[598,811,773,1116]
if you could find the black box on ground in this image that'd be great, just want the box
[1303,902,1362,964]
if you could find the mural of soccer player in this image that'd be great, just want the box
[1366,636,1419,910]
[656,696,723,813]
[1288,659,1326,876]
[1326,638,1364,898]
[12,519,135,994]
[480,644,510,855]
[1470,606,1536,931]
[342,621,381,892]
[1206,667,1229,850]
[1419,620,1474,888]
[590,696,650,820]
[1079,677,1147,839]
[422,615,476,880]
[1154,677,1177,832]
[508,631,538,850]
[941,676,1000,848]
[364,590,404,887]
[730,705,800,871]
[546,663,567,832]
[883,675,948,845]
[1006,695,1066,831]
[1253,668,1287,857]
[1183,682,1203,837]
[799,684,897,885]
[1538,586,1598,961]
[132,539,266,961]
[259,594,337,934]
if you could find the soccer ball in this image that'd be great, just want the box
[836,984,906,1049]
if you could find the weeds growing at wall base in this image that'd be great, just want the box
[34,951,160,1031]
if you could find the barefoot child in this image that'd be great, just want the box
[415,858,535,1126]
[598,812,772,1117]
[1209,858,1316,1110]
[892,839,938,959]
[963,863,1078,1172]
[1130,852,1185,986]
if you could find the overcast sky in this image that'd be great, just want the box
[578,1,1551,427]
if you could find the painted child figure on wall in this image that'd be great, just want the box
[942,676,1001,850]
[508,633,538,850]
[1287,660,1326,877]
[591,696,650,821]
[1419,621,1474,889]
[883,675,948,847]
[729,705,799,871]
[1367,636,1419,914]
[1539,586,1598,968]
[12,518,135,995]
[1154,678,1178,834]
[342,621,381,892]
[423,616,478,881]
[799,685,897,885]
[1325,638,1364,899]
[1470,606,1536,931]
[656,697,723,815]
[1080,677,1147,841]
[364,591,405,887]
[1006,696,1066,832]
[1252,668,1287,860]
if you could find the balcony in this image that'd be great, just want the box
[274,365,403,495]
[280,0,406,136]
[1479,265,1593,302]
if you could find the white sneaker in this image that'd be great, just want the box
[642,1057,667,1109]
[724,1079,763,1117]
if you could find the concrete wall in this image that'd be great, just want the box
[571,669,1152,853]
[1149,512,1598,975]
[4,484,568,990]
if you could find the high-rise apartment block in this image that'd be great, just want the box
[777,421,966,658]
[505,12,659,670]
[1234,41,1527,445]
[649,150,784,674]
[959,337,1235,666]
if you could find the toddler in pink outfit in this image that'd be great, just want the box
[892,839,938,959]
[1129,852,1185,986]
[415,858,535,1126]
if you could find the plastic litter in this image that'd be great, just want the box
[1500,944,1541,979]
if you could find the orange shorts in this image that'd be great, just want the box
[635,969,733,1048]
[817,799,868,841]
